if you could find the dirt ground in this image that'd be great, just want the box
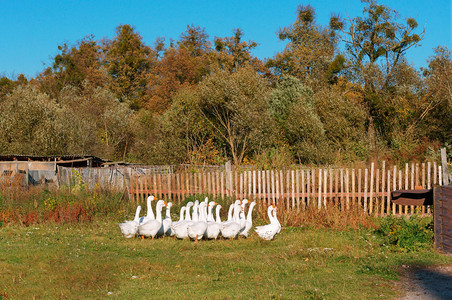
[396,264,452,299]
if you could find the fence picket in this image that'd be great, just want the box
[370,163,374,214]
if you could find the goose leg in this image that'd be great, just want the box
[141,235,144,240]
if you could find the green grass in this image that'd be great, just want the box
[1,219,450,299]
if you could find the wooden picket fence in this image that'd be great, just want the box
[129,161,444,215]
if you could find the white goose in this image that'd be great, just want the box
[221,201,241,239]
[162,202,173,236]
[255,205,281,240]
[240,201,256,237]
[170,206,186,236]
[273,205,281,233]
[205,202,221,240]
[239,199,249,232]
[138,200,166,239]
[187,201,208,241]
[172,202,194,239]
[215,204,222,224]
[139,195,155,224]
[119,205,142,238]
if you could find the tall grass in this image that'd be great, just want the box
[1,179,377,231]
[0,178,127,226]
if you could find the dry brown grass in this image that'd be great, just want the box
[254,199,378,230]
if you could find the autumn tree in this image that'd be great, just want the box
[104,24,155,109]
[57,84,134,160]
[0,85,61,154]
[212,29,266,72]
[417,46,452,143]
[197,66,273,165]
[313,87,368,161]
[267,5,341,88]
[268,76,330,163]
[147,26,211,113]
[330,0,424,91]
[0,74,28,98]
[36,36,106,100]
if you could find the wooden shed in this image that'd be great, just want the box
[434,185,452,254]
[0,155,107,186]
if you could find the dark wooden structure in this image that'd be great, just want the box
[434,185,452,254]
[0,154,106,167]
[391,189,433,206]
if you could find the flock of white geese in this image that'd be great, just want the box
[119,196,281,241]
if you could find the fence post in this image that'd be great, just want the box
[441,147,449,185]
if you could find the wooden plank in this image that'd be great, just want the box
[411,163,415,214]
[168,173,172,201]
[301,169,305,209]
[271,170,276,203]
[279,170,284,201]
[296,169,300,210]
[129,173,134,202]
[318,168,322,209]
[387,170,391,215]
[358,169,362,208]
[335,168,339,204]
[404,164,408,214]
[181,172,185,201]
[135,175,140,203]
[139,175,144,202]
[352,168,356,210]
[415,163,420,187]
[221,171,225,199]
[398,169,402,214]
[312,169,316,208]
[376,169,380,215]
[234,170,238,199]
[434,162,437,185]
[382,162,386,214]
[262,170,266,201]
[239,172,243,199]
[340,169,344,211]
[439,166,443,185]
[364,168,368,213]
[258,170,262,200]
[292,170,296,209]
[266,170,271,204]
[329,169,333,207]
[422,163,426,214]
[370,163,374,214]
[247,170,251,198]
[253,170,256,199]
[199,172,203,194]
[175,173,179,204]
[323,169,327,208]
[217,171,221,199]
[306,169,310,207]
[192,172,196,195]
[345,168,349,210]
[286,170,290,210]
[393,165,397,215]
[144,173,149,198]
[207,172,211,197]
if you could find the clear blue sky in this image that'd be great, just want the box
[1,0,450,78]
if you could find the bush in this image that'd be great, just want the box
[375,215,434,251]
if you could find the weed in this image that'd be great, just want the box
[375,215,434,251]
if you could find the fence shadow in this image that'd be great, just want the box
[413,267,452,299]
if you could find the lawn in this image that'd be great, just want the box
[1,218,450,299]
